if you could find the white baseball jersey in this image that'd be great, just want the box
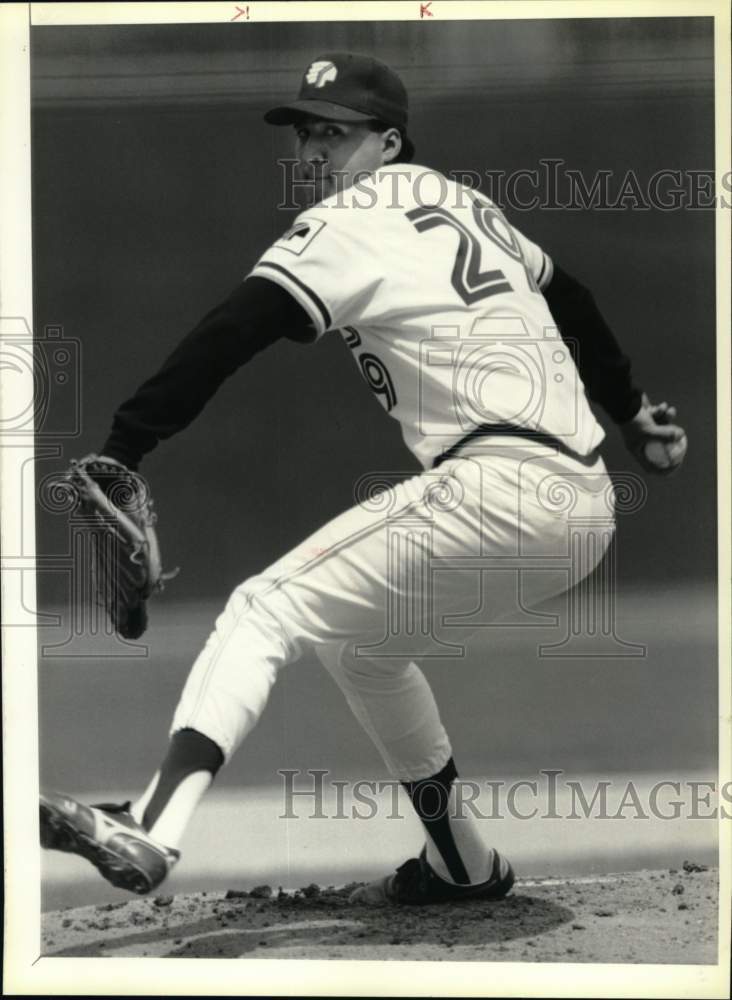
[250,164,605,468]
[176,163,616,788]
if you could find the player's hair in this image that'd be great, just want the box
[368,120,414,164]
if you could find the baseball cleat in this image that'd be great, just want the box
[349,846,514,906]
[40,791,180,895]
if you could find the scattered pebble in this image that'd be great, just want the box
[594,909,615,917]
[672,884,685,896]
[153,895,174,907]
[678,903,688,911]
[682,860,709,874]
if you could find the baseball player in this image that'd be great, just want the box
[40,53,686,906]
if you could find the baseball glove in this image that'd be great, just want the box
[64,454,177,639]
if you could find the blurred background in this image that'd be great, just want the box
[30,17,719,909]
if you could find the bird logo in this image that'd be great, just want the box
[305,61,338,88]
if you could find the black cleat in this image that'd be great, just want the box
[40,791,180,895]
[350,846,514,906]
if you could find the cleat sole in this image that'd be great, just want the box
[40,799,154,895]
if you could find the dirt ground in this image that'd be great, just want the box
[41,864,718,963]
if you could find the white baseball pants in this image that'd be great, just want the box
[171,441,615,780]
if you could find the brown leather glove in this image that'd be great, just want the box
[63,454,178,638]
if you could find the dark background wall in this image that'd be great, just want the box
[32,17,716,605]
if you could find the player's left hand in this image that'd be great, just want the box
[620,393,688,475]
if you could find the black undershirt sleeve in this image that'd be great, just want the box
[104,264,640,470]
[101,276,314,469]
[543,263,643,424]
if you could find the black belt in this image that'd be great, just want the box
[433,423,601,469]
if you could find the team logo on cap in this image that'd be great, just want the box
[305,60,338,88]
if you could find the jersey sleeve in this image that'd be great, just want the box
[511,224,554,291]
[101,277,307,469]
[249,211,382,338]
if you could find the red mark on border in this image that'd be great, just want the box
[231,5,249,20]
[420,1,433,16]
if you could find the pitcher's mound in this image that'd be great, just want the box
[42,867,718,962]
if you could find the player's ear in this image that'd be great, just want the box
[381,126,403,165]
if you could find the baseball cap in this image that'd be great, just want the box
[265,52,414,160]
